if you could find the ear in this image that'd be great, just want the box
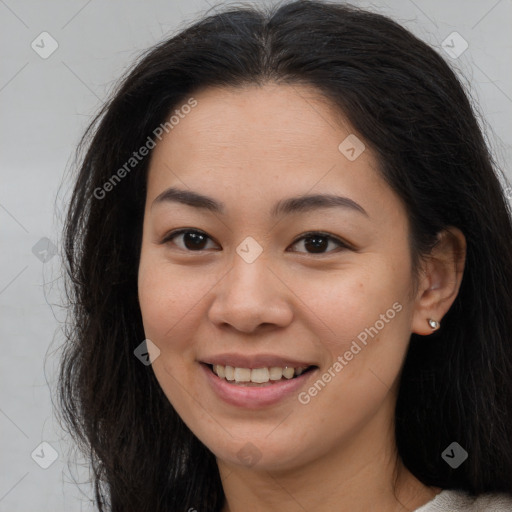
[411,226,466,336]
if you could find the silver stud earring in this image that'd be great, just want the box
[428,318,440,330]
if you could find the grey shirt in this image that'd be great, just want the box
[414,490,512,511]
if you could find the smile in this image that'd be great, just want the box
[200,362,319,408]
[210,364,315,385]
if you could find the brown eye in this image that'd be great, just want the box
[161,229,350,254]
[289,232,349,254]
[162,229,219,251]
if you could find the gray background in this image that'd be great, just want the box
[1,0,511,510]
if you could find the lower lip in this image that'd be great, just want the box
[200,363,317,408]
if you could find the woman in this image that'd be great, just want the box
[58,1,512,511]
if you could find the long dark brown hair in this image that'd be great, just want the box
[58,1,512,510]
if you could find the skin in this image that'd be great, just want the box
[137,83,466,512]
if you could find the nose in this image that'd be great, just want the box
[207,253,294,334]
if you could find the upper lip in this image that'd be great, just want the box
[201,353,317,369]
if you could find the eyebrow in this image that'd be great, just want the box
[151,187,369,218]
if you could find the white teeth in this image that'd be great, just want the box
[211,364,310,384]
[214,364,225,379]
[282,367,295,379]
[234,367,251,382]
[224,365,235,381]
[269,367,283,380]
[251,367,270,383]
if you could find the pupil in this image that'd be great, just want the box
[184,232,206,250]
[304,236,327,253]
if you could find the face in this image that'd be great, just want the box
[137,83,419,472]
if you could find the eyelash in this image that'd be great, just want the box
[160,228,353,255]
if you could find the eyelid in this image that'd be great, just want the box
[288,231,354,253]
[161,228,355,254]
[160,228,220,250]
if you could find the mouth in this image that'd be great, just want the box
[203,363,318,386]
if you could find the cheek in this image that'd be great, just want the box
[137,259,204,407]
[301,261,412,394]
[296,260,409,346]
[137,255,204,361]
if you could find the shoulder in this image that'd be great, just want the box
[470,492,512,511]
[414,489,512,512]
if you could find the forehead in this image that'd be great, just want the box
[145,83,401,225]
[152,83,353,162]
